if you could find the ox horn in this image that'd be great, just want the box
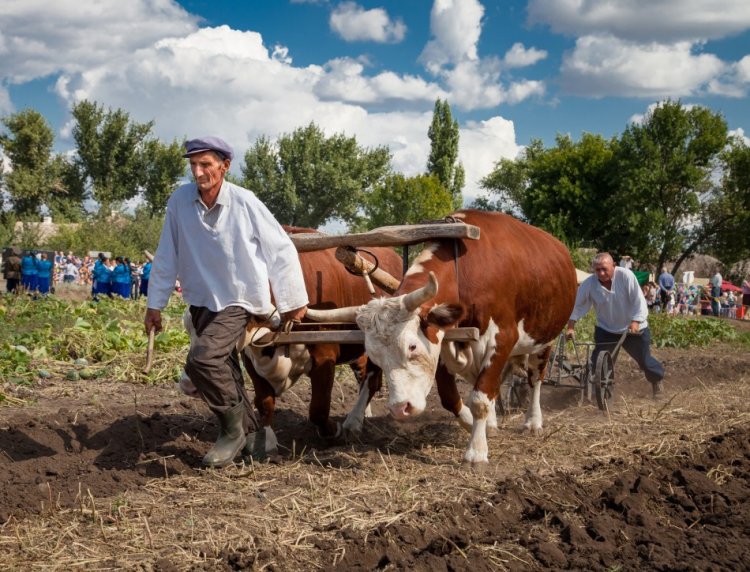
[403,271,438,312]
[305,306,359,323]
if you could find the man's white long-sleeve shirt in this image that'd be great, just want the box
[569,267,648,333]
[147,181,308,315]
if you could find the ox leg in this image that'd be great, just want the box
[308,348,340,438]
[343,358,382,436]
[349,355,374,418]
[486,399,499,436]
[522,346,552,435]
[242,353,275,428]
[241,353,279,455]
[436,364,473,432]
[465,345,513,467]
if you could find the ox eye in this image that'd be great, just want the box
[408,343,417,353]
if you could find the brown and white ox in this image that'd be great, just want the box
[306,210,577,467]
[179,227,403,454]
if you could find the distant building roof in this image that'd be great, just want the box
[13,218,80,242]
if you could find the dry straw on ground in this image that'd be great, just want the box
[1,361,748,571]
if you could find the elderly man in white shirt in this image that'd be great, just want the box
[145,136,308,468]
[566,252,665,398]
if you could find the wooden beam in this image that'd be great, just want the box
[252,327,479,346]
[290,222,480,252]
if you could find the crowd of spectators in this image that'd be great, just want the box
[2,250,152,300]
[640,267,747,319]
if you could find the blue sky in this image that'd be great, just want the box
[2,0,749,204]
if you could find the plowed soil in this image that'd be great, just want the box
[1,335,749,570]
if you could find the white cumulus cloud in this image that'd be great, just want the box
[420,0,484,72]
[503,42,548,68]
[420,0,544,109]
[561,35,726,98]
[314,57,445,104]
[459,116,522,199]
[707,55,750,96]
[528,0,750,43]
[0,0,197,84]
[329,2,406,43]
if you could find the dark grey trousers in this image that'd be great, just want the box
[184,305,260,433]
[592,326,665,385]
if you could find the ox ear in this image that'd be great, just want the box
[423,303,465,329]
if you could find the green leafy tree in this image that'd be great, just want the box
[478,101,735,272]
[45,156,87,222]
[478,134,618,246]
[616,100,728,273]
[240,123,391,228]
[70,100,154,210]
[355,174,453,231]
[240,136,291,220]
[427,99,465,209]
[141,138,186,215]
[701,137,750,267]
[0,109,81,218]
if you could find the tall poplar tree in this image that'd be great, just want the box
[427,99,465,209]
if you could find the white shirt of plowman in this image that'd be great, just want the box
[147,181,308,315]
[569,266,648,334]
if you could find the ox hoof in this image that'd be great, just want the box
[521,422,544,436]
[486,425,499,437]
[342,418,364,437]
[461,460,489,474]
[316,422,342,440]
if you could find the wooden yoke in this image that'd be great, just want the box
[335,247,401,295]
[289,222,480,252]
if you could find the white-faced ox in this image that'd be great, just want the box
[306,210,577,467]
[179,226,403,454]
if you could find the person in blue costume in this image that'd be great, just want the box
[140,259,152,297]
[21,251,39,293]
[112,257,130,298]
[124,258,135,299]
[93,257,113,300]
[35,253,54,295]
[91,253,105,298]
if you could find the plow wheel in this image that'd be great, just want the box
[593,351,615,411]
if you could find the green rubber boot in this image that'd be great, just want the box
[202,402,246,468]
